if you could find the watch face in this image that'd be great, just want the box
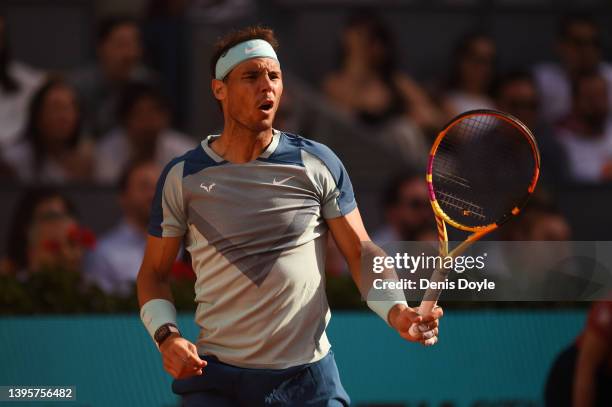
[154,325,170,343]
[154,324,180,345]
[155,323,179,345]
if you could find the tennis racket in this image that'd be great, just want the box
[409,109,541,338]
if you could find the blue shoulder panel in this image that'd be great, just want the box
[259,132,304,166]
[148,145,220,237]
[285,132,356,216]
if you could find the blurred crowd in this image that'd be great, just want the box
[1,5,609,308]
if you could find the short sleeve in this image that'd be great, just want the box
[301,141,357,219]
[148,160,188,237]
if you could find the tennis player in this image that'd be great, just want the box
[137,26,443,406]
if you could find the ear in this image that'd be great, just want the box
[212,79,226,101]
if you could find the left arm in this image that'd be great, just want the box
[326,207,442,345]
[573,330,607,407]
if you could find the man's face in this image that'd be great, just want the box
[389,178,433,240]
[559,22,601,75]
[121,163,160,228]
[460,38,496,89]
[213,57,283,132]
[344,23,386,66]
[125,96,169,141]
[575,76,609,130]
[528,214,571,241]
[497,79,539,129]
[39,85,79,143]
[98,23,142,82]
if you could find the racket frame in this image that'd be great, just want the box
[411,109,541,337]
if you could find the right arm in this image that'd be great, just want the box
[136,235,207,379]
[573,330,607,407]
[137,235,182,307]
[138,158,205,379]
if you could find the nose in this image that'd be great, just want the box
[259,73,274,93]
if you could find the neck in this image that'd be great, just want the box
[213,122,274,163]
[44,140,69,157]
[344,53,373,78]
[127,131,158,160]
[461,81,487,95]
[101,63,130,85]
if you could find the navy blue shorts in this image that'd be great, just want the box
[172,350,350,406]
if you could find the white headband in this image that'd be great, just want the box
[215,39,279,80]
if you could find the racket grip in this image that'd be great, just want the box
[408,268,447,337]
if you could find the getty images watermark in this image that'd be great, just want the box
[362,241,612,302]
[371,252,494,292]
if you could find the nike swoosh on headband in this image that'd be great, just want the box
[215,39,279,80]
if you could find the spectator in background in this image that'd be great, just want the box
[2,187,91,279]
[26,211,89,276]
[143,0,191,129]
[534,14,612,124]
[492,191,572,296]
[86,160,160,295]
[371,172,434,246]
[94,82,193,183]
[441,32,496,119]
[501,192,572,242]
[70,16,156,137]
[2,78,93,183]
[322,12,440,164]
[494,71,569,184]
[545,301,612,407]
[0,14,45,150]
[555,72,612,182]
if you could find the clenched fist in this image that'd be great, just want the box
[159,334,207,379]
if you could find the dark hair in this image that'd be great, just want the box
[0,14,20,93]
[525,190,562,216]
[447,31,496,92]
[340,11,397,78]
[23,77,83,174]
[571,71,606,100]
[558,13,599,40]
[6,187,76,271]
[210,25,279,80]
[117,159,155,193]
[382,170,423,209]
[492,70,535,100]
[116,81,170,124]
[97,15,138,45]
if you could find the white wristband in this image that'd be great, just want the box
[366,283,407,325]
[140,299,178,340]
[367,299,408,325]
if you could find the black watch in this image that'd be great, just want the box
[154,323,181,346]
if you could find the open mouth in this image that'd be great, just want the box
[258,101,274,112]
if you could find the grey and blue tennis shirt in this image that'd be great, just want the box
[148,130,357,369]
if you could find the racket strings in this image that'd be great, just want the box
[435,116,520,186]
[432,113,537,227]
[435,191,486,220]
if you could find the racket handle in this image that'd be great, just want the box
[408,268,447,337]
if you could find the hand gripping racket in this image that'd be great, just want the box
[409,109,541,338]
